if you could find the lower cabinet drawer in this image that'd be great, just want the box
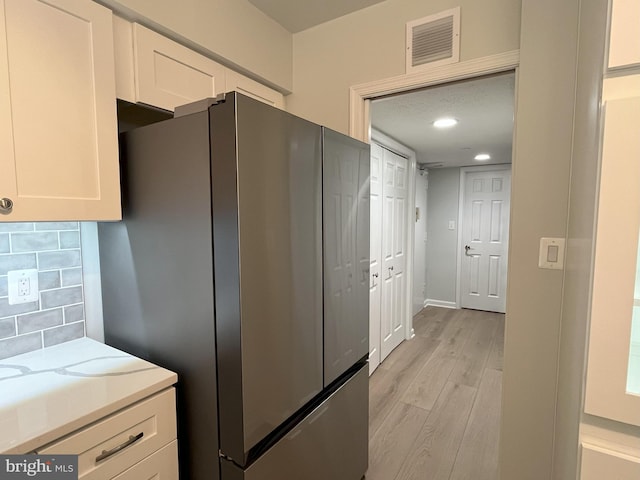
[38,388,176,480]
[112,440,178,480]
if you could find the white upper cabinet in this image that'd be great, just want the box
[585,76,640,428]
[114,17,284,112]
[608,0,640,68]
[0,0,120,221]
[585,87,640,426]
[113,15,136,104]
[225,69,284,109]
[580,5,640,475]
[132,23,226,112]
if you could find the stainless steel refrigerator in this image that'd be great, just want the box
[98,92,370,480]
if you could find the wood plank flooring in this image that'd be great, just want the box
[368,306,505,480]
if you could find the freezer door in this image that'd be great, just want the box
[211,93,324,463]
[220,364,369,480]
[323,128,371,385]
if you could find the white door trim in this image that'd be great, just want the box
[456,164,512,310]
[372,130,415,159]
[349,50,520,142]
[351,50,519,337]
[371,129,416,341]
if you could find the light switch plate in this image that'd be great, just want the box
[8,269,39,305]
[539,238,566,270]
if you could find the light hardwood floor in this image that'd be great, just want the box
[367,306,505,480]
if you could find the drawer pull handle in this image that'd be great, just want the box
[95,432,144,462]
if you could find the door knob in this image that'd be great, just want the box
[465,245,473,256]
[0,198,13,215]
[372,273,379,278]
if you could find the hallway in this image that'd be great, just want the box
[367,306,505,480]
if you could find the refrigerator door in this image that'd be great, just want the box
[99,111,219,480]
[211,93,324,463]
[323,128,371,385]
[220,364,369,480]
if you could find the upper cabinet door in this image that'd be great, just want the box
[585,76,640,427]
[225,70,284,109]
[133,23,226,112]
[608,0,640,68]
[0,0,120,221]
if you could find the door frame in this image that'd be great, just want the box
[350,49,519,339]
[371,129,417,343]
[455,164,512,310]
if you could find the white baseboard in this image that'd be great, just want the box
[424,299,457,309]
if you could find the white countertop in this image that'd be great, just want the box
[0,338,177,454]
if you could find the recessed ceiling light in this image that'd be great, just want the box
[433,118,458,128]
[474,153,491,161]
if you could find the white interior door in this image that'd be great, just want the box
[460,167,511,313]
[368,143,383,374]
[380,148,408,360]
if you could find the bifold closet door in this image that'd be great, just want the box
[369,144,409,374]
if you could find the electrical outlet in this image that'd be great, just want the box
[18,278,30,296]
[8,269,39,305]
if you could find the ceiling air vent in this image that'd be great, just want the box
[406,7,460,73]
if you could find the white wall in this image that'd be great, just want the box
[97,0,293,92]
[288,0,522,134]
[286,1,589,477]
[425,168,460,305]
[413,171,428,315]
[91,0,600,476]
[500,0,581,478]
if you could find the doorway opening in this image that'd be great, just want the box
[368,70,515,369]
[365,69,516,479]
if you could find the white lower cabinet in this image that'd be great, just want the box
[113,441,178,480]
[38,388,177,480]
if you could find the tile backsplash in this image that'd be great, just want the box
[0,222,85,360]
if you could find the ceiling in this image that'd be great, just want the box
[371,72,516,169]
[247,0,386,33]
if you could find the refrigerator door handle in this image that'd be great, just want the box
[308,405,330,425]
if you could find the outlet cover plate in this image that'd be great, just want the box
[8,269,39,305]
